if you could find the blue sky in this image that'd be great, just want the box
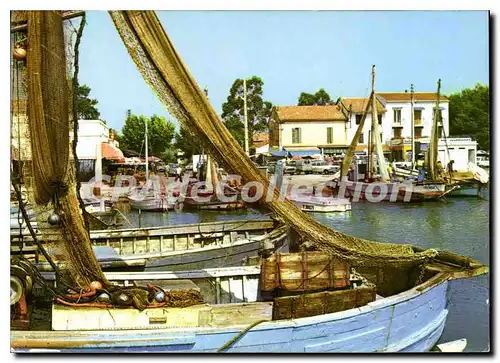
[78,10,489,131]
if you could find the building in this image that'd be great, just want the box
[269,105,349,157]
[337,97,387,154]
[74,119,123,162]
[251,131,269,155]
[377,92,450,161]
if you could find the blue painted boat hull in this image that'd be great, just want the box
[11,276,450,353]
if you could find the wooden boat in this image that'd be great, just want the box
[11,219,289,272]
[345,181,446,202]
[183,156,245,211]
[11,250,488,353]
[128,193,177,212]
[290,196,352,213]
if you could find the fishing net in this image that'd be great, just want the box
[109,11,438,271]
[19,11,107,288]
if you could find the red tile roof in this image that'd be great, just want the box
[275,105,347,122]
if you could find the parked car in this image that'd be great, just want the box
[295,159,313,174]
[311,160,339,174]
[283,161,296,175]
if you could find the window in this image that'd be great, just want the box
[359,133,364,144]
[393,108,402,124]
[414,110,422,125]
[438,126,443,137]
[393,127,402,138]
[355,114,362,125]
[378,114,382,125]
[415,127,422,139]
[327,127,333,144]
[380,133,383,141]
[292,127,301,144]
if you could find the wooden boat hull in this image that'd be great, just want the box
[10,270,451,353]
[12,219,289,272]
[128,196,176,211]
[345,182,445,202]
[290,197,352,213]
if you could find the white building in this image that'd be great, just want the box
[337,97,387,153]
[269,105,349,156]
[73,119,123,162]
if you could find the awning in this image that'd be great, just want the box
[269,150,289,158]
[101,142,125,163]
[284,148,320,157]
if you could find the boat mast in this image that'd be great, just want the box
[341,93,373,178]
[369,67,376,180]
[145,117,149,182]
[370,65,389,181]
[243,78,249,155]
[410,84,415,170]
[428,79,441,181]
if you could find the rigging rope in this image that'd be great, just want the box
[109,11,438,270]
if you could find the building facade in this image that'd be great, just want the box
[377,92,450,161]
[337,97,387,154]
[269,105,349,156]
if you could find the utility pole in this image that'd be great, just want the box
[243,78,249,155]
[145,117,149,181]
[410,84,415,170]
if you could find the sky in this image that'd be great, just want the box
[77,10,489,131]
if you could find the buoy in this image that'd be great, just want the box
[96,292,110,303]
[47,214,60,226]
[155,291,165,302]
[13,45,27,61]
[89,281,103,291]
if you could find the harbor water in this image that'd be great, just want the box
[120,191,490,352]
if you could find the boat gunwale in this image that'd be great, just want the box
[12,271,451,345]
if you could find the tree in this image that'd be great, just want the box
[119,111,176,158]
[75,83,101,120]
[173,126,202,162]
[298,88,334,106]
[221,76,273,149]
[448,84,490,151]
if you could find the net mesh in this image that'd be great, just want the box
[21,11,107,288]
[109,11,438,270]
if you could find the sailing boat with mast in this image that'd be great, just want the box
[10,10,488,353]
[128,117,178,211]
[341,66,445,202]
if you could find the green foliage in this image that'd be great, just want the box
[298,88,334,106]
[448,84,490,151]
[75,83,101,120]
[173,126,201,162]
[119,111,176,159]
[221,76,273,148]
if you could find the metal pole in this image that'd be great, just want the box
[410,84,415,170]
[243,78,249,155]
[145,117,149,181]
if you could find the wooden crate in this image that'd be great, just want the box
[272,286,376,320]
[260,251,350,293]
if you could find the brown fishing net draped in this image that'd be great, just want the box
[24,11,107,287]
[109,11,438,271]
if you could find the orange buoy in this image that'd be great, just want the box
[89,281,103,291]
[13,45,26,61]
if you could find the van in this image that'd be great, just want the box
[295,159,313,174]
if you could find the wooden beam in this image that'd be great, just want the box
[11,11,85,33]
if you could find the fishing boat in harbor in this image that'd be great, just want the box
[11,247,487,352]
[10,10,488,354]
[11,219,289,271]
[183,156,245,211]
[290,195,352,213]
[340,67,446,203]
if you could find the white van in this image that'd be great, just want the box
[295,159,313,174]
